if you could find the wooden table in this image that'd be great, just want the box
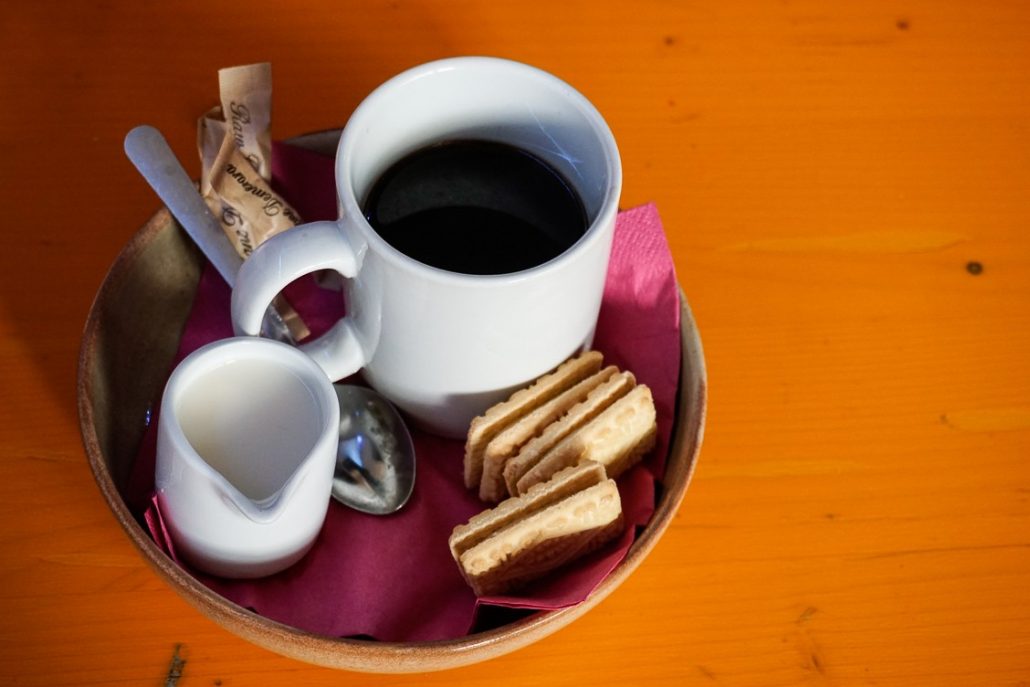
[3,1,1028,684]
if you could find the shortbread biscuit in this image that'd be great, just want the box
[449,461,623,596]
[463,351,603,490]
[502,370,636,495]
[515,384,657,495]
[478,366,618,502]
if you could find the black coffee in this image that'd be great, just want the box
[362,140,588,275]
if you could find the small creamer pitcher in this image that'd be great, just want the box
[155,338,340,578]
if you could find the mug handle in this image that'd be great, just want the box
[231,220,365,381]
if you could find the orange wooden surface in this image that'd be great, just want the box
[3,1,1030,684]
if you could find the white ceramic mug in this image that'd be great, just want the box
[155,338,340,578]
[231,57,622,437]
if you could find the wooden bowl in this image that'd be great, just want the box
[77,188,707,673]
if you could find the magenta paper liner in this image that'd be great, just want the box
[127,142,681,642]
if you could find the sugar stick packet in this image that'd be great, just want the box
[197,63,309,340]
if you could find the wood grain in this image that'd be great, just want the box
[2,0,1029,684]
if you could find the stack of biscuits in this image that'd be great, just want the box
[449,351,658,596]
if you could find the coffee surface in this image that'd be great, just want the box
[363,140,587,275]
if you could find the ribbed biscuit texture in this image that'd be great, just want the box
[478,366,617,502]
[463,351,603,490]
[515,384,657,494]
[452,350,657,595]
[503,370,637,495]
[448,462,623,596]
[464,350,656,502]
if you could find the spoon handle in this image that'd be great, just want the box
[124,124,295,344]
[124,125,243,287]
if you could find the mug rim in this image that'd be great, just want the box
[335,56,623,286]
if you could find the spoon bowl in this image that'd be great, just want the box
[333,385,416,514]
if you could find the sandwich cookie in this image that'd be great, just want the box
[464,350,657,502]
[448,461,623,596]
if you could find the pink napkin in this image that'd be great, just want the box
[128,142,681,642]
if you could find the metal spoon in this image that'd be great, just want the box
[124,124,416,514]
[333,385,416,514]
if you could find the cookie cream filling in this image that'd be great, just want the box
[460,480,621,575]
